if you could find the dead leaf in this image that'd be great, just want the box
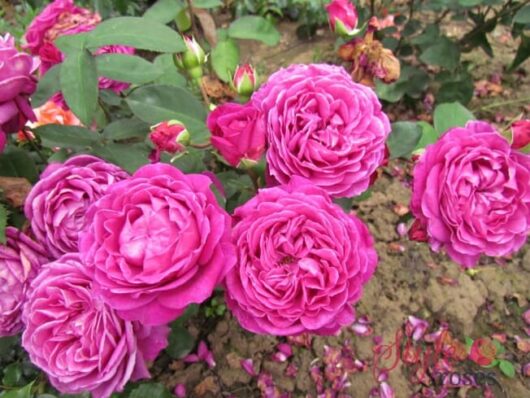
[194,9,217,47]
[0,177,32,207]
[193,376,219,397]
[202,76,235,101]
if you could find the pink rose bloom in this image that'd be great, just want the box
[225,177,377,335]
[326,0,358,35]
[24,155,129,259]
[22,253,169,398]
[79,163,236,325]
[252,64,390,198]
[411,121,530,267]
[207,102,266,167]
[0,227,49,336]
[511,120,530,150]
[0,34,38,136]
[149,120,189,162]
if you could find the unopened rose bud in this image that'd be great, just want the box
[510,120,530,150]
[233,64,257,97]
[175,36,207,79]
[326,0,359,37]
[149,120,188,162]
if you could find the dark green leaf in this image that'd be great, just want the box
[509,34,530,71]
[387,122,423,159]
[126,85,209,144]
[99,89,123,106]
[375,66,429,102]
[498,360,515,378]
[420,37,460,70]
[96,54,163,84]
[333,197,353,211]
[60,50,98,125]
[193,0,222,8]
[228,16,281,45]
[433,102,475,135]
[0,381,34,398]
[0,336,17,356]
[410,24,440,49]
[414,121,439,151]
[34,125,101,150]
[103,118,150,141]
[173,304,200,327]
[211,39,240,82]
[94,0,112,19]
[0,204,6,244]
[3,363,22,386]
[54,33,89,54]
[90,143,150,173]
[0,148,38,183]
[175,7,192,31]
[514,5,530,24]
[129,383,173,398]
[144,0,185,24]
[86,17,185,52]
[32,64,61,107]
[165,148,206,173]
[166,325,195,359]
[153,54,186,87]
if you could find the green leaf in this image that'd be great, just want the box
[60,50,98,125]
[54,33,89,55]
[3,363,22,386]
[420,37,460,70]
[0,148,38,183]
[375,66,429,102]
[90,143,150,173]
[32,64,61,107]
[129,383,173,398]
[464,336,474,349]
[387,122,423,159]
[228,16,281,45]
[437,79,474,105]
[34,125,101,150]
[153,54,186,87]
[498,360,515,378]
[126,85,209,144]
[103,118,150,141]
[144,0,185,24]
[96,54,163,84]
[492,339,505,354]
[0,204,7,244]
[433,102,475,135]
[514,5,530,24]
[333,197,353,211]
[86,17,185,53]
[414,121,439,151]
[193,0,222,8]
[211,39,240,82]
[509,34,530,71]
[0,381,34,398]
[166,324,195,359]
[165,148,206,173]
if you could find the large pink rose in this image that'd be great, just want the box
[24,155,129,259]
[252,64,390,198]
[79,163,236,325]
[411,121,530,267]
[225,177,377,335]
[207,102,266,167]
[0,227,49,337]
[0,34,38,136]
[22,253,169,398]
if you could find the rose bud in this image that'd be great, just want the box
[233,64,258,98]
[177,36,206,79]
[511,120,530,150]
[149,120,189,162]
[326,0,359,37]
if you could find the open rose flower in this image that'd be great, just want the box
[411,121,530,267]
[0,34,38,137]
[252,64,390,198]
[326,0,359,36]
[225,177,377,335]
[207,102,266,167]
[24,155,129,258]
[79,163,236,325]
[22,253,169,398]
[0,227,48,336]
[469,338,497,366]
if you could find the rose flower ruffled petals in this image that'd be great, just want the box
[79,163,236,325]
[225,177,378,335]
[24,155,129,258]
[410,121,530,267]
[0,227,49,336]
[251,63,390,198]
[22,253,169,398]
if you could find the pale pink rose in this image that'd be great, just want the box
[79,163,236,325]
[411,121,530,267]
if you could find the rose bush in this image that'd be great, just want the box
[252,63,390,198]
[0,227,48,337]
[24,155,129,258]
[79,163,236,325]
[411,121,530,267]
[22,253,169,398]
[225,177,377,335]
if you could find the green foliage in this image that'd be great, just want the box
[144,0,185,24]
[32,65,61,108]
[0,204,7,245]
[0,149,39,184]
[34,125,101,151]
[498,359,515,378]
[166,305,199,359]
[228,16,281,45]
[433,102,475,135]
[129,383,173,398]
[0,381,34,398]
[211,39,241,82]
[387,122,423,159]
[204,297,227,318]
[95,54,164,84]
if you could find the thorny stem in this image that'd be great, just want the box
[22,128,47,163]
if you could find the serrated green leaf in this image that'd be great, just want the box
[498,359,515,378]
[211,39,240,82]
[54,33,89,54]
[32,64,61,107]
[33,125,101,150]
[96,54,163,84]
[144,0,185,24]
[420,37,460,70]
[165,147,206,173]
[166,325,195,359]
[102,118,150,141]
[86,17,185,52]
[60,49,98,125]
[387,122,423,159]
[228,16,281,45]
[433,102,475,135]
